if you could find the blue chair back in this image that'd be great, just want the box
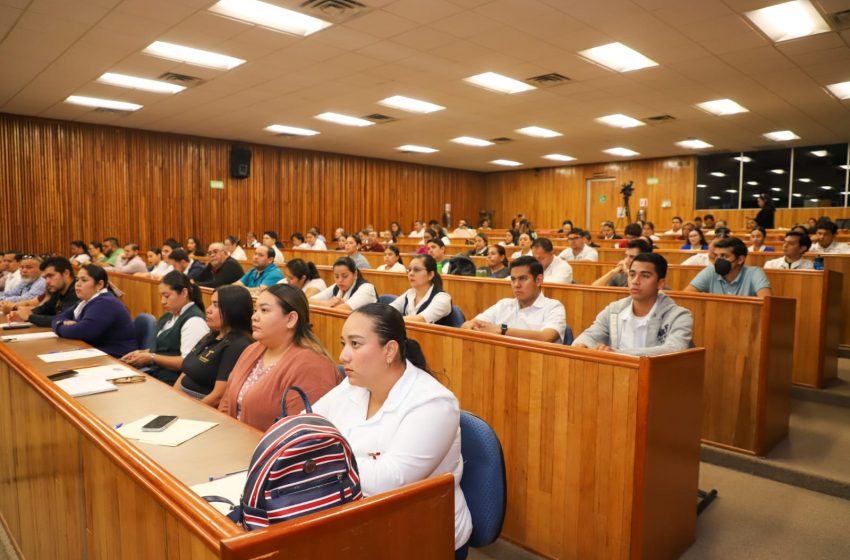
[562,324,574,345]
[447,305,465,328]
[459,411,506,549]
[133,313,156,350]
[377,294,397,304]
[336,364,347,380]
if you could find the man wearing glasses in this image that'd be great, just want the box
[0,254,47,313]
[196,242,244,288]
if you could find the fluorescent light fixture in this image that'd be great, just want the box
[745,0,830,43]
[793,193,802,198]
[578,42,658,72]
[747,181,759,185]
[772,197,780,201]
[463,72,535,94]
[841,165,850,170]
[603,147,639,157]
[697,184,707,188]
[264,124,319,136]
[491,159,522,167]
[725,189,738,193]
[820,185,833,190]
[733,155,753,162]
[771,187,782,191]
[753,194,762,198]
[143,41,244,70]
[209,0,331,37]
[710,196,721,200]
[697,99,748,116]
[809,150,828,157]
[64,95,142,111]
[810,198,819,202]
[314,112,374,127]
[451,136,494,147]
[96,72,185,94]
[543,154,576,162]
[397,145,438,154]
[378,95,444,114]
[516,126,562,138]
[827,80,850,100]
[676,139,713,149]
[596,114,644,128]
[798,177,812,182]
[710,172,726,177]
[764,130,800,142]
[770,169,786,174]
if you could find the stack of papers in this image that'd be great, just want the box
[190,471,249,515]
[117,414,218,447]
[55,377,118,397]
[1,331,57,342]
[38,348,106,363]
[73,364,143,382]
[1,322,33,329]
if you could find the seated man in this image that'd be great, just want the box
[427,238,452,274]
[197,243,244,288]
[681,237,719,267]
[112,243,148,274]
[462,256,566,343]
[811,219,850,254]
[102,237,124,266]
[685,237,772,297]
[168,249,205,280]
[8,256,79,326]
[592,239,652,287]
[234,245,283,289]
[615,223,644,248]
[642,222,660,241]
[559,229,598,262]
[664,216,683,236]
[1,251,22,292]
[764,231,814,270]
[451,218,475,238]
[573,254,693,355]
[409,220,425,238]
[0,254,47,312]
[702,214,716,235]
[531,238,573,284]
[363,230,385,253]
[0,250,8,291]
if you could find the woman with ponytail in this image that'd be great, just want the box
[121,271,209,385]
[311,303,472,556]
[219,284,338,431]
[280,258,327,298]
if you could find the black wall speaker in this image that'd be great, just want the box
[230,147,251,179]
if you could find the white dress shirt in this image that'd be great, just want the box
[307,239,328,251]
[230,246,247,261]
[376,262,406,272]
[558,245,598,262]
[681,252,710,267]
[113,255,148,275]
[543,257,573,284]
[810,241,850,254]
[389,286,452,324]
[475,292,567,342]
[509,249,533,260]
[764,256,814,270]
[3,270,22,294]
[149,261,173,278]
[158,302,210,357]
[310,282,377,310]
[408,229,424,238]
[311,361,472,549]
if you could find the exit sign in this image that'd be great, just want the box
[210,180,224,189]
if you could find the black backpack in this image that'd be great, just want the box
[447,253,477,276]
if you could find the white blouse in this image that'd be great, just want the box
[310,282,377,310]
[389,286,452,324]
[510,249,533,260]
[376,262,406,272]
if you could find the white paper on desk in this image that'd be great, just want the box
[118,414,218,447]
[1,331,58,342]
[55,377,118,397]
[73,364,143,381]
[190,471,248,515]
[38,348,106,363]
[1,321,33,329]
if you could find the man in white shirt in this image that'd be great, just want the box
[112,244,148,274]
[681,238,720,267]
[664,216,683,236]
[811,220,850,254]
[764,231,814,270]
[409,221,425,238]
[450,219,475,238]
[559,229,599,262]
[531,238,573,284]
[0,251,22,293]
[462,256,566,343]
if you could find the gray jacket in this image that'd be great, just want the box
[572,292,693,356]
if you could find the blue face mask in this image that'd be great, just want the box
[714,258,732,276]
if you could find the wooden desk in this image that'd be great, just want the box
[0,329,455,559]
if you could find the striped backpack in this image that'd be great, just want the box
[218,386,363,530]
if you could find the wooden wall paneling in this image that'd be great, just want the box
[758,296,796,456]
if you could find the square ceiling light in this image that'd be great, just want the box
[463,72,535,94]
[209,0,331,37]
[596,114,644,128]
[578,42,658,72]
[745,0,831,43]
[696,99,748,115]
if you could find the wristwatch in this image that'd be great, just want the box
[500,324,508,335]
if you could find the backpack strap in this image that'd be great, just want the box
[404,288,454,327]
[332,276,366,299]
[280,385,312,418]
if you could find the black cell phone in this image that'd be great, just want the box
[48,370,78,381]
[141,415,178,432]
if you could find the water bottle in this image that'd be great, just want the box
[813,256,824,270]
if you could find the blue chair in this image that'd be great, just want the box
[133,313,156,350]
[377,294,397,304]
[447,305,465,328]
[458,411,507,557]
[336,364,346,380]
[562,324,574,345]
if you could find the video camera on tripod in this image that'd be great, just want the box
[620,181,634,222]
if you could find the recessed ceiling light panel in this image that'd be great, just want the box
[596,114,644,128]
[578,42,658,72]
[516,126,562,138]
[65,95,142,111]
[491,159,522,167]
[745,0,831,43]
[209,0,331,37]
[143,41,245,70]
[603,147,639,157]
[676,139,713,149]
[543,154,576,162]
[463,72,536,94]
[809,150,828,157]
[827,81,850,100]
[697,99,748,115]
[378,95,444,114]
[264,124,320,136]
[764,130,800,141]
[314,112,375,127]
[397,145,438,153]
[96,72,185,94]
[451,136,494,147]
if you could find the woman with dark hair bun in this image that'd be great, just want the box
[186,236,206,258]
[309,257,377,311]
[467,233,489,257]
[389,254,453,325]
[376,246,405,272]
[311,303,472,555]
[121,271,209,385]
[477,245,510,278]
[173,285,254,405]
[280,258,327,297]
[51,265,137,357]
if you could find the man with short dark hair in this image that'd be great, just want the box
[102,237,124,266]
[686,237,772,297]
[8,257,79,326]
[811,220,850,254]
[0,251,21,292]
[427,238,451,274]
[531,238,573,284]
[764,232,814,270]
[363,230,385,253]
[168,249,204,280]
[234,245,283,289]
[573,254,693,355]
[462,256,566,343]
[409,220,425,238]
[592,239,652,287]
[197,242,244,288]
[559,229,598,262]
[616,223,645,248]
[664,217,683,236]
[112,243,148,274]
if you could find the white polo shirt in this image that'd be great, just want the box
[617,301,657,350]
[543,257,573,284]
[310,282,377,310]
[764,257,814,270]
[558,245,598,262]
[475,292,566,343]
[810,241,850,254]
[682,252,710,267]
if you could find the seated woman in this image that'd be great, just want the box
[51,265,137,358]
[311,304,472,555]
[144,247,172,278]
[69,240,91,266]
[509,232,533,260]
[343,234,371,269]
[377,246,406,272]
[681,229,708,251]
[262,231,286,264]
[224,235,247,261]
[88,241,107,265]
[290,232,309,249]
[310,257,377,311]
[748,226,775,252]
[305,228,327,251]
[390,255,452,324]
[174,285,253,406]
[417,229,436,254]
[499,229,518,247]
[477,245,510,278]
[388,221,403,242]
[279,258,327,298]
[467,233,489,257]
[186,236,206,258]
[219,284,338,431]
[121,271,209,385]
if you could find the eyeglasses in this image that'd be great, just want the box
[407,267,426,273]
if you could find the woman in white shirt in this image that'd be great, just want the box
[389,254,452,325]
[498,229,517,248]
[376,246,406,272]
[279,258,327,298]
[290,232,310,250]
[510,232,533,260]
[225,236,247,261]
[467,233,489,257]
[311,304,472,554]
[145,247,173,278]
[69,240,91,266]
[305,229,327,251]
[748,226,775,253]
[310,257,377,311]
